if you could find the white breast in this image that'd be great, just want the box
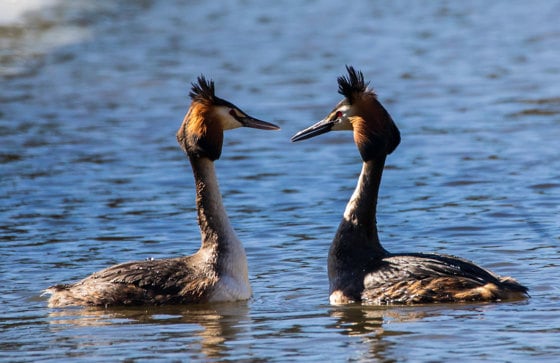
[209,274,252,302]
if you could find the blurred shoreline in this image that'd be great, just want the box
[0,0,59,25]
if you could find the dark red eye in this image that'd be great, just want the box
[335,111,343,119]
[229,109,236,116]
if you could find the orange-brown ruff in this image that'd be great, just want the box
[45,76,279,307]
[291,66,528,305]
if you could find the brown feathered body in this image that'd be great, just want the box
[47,256,219,307]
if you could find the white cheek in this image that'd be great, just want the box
[338,104,351,113]
[332,119,353,131]
[331,104,353,130]
[215,107,243,130]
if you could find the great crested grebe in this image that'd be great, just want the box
[291,66,528,305]
[45,76,279,307]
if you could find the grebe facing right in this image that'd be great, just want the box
[291,66,528,305]
[45,76,279,307]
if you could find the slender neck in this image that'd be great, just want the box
[188,155,238,252]
[333,154,388,257]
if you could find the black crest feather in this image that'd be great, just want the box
[337,65,370,103]
[189,75,215,103]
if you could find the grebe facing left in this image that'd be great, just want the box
[291,66,528,305]
[45,76,279,307]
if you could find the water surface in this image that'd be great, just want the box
[1,1,559,361]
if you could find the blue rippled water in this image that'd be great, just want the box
[1,1,559,361]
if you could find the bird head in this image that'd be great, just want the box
[291,66,400,161]
[177,75,279,160]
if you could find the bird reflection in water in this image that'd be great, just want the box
[47,302,250,359]
[329,303,503,361]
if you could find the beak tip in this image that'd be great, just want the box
[290,120,333,142]
[290,135,300,142]
[242,117,280,131]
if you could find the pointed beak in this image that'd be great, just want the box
[290,118,336,142]
[239,116,280,131]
